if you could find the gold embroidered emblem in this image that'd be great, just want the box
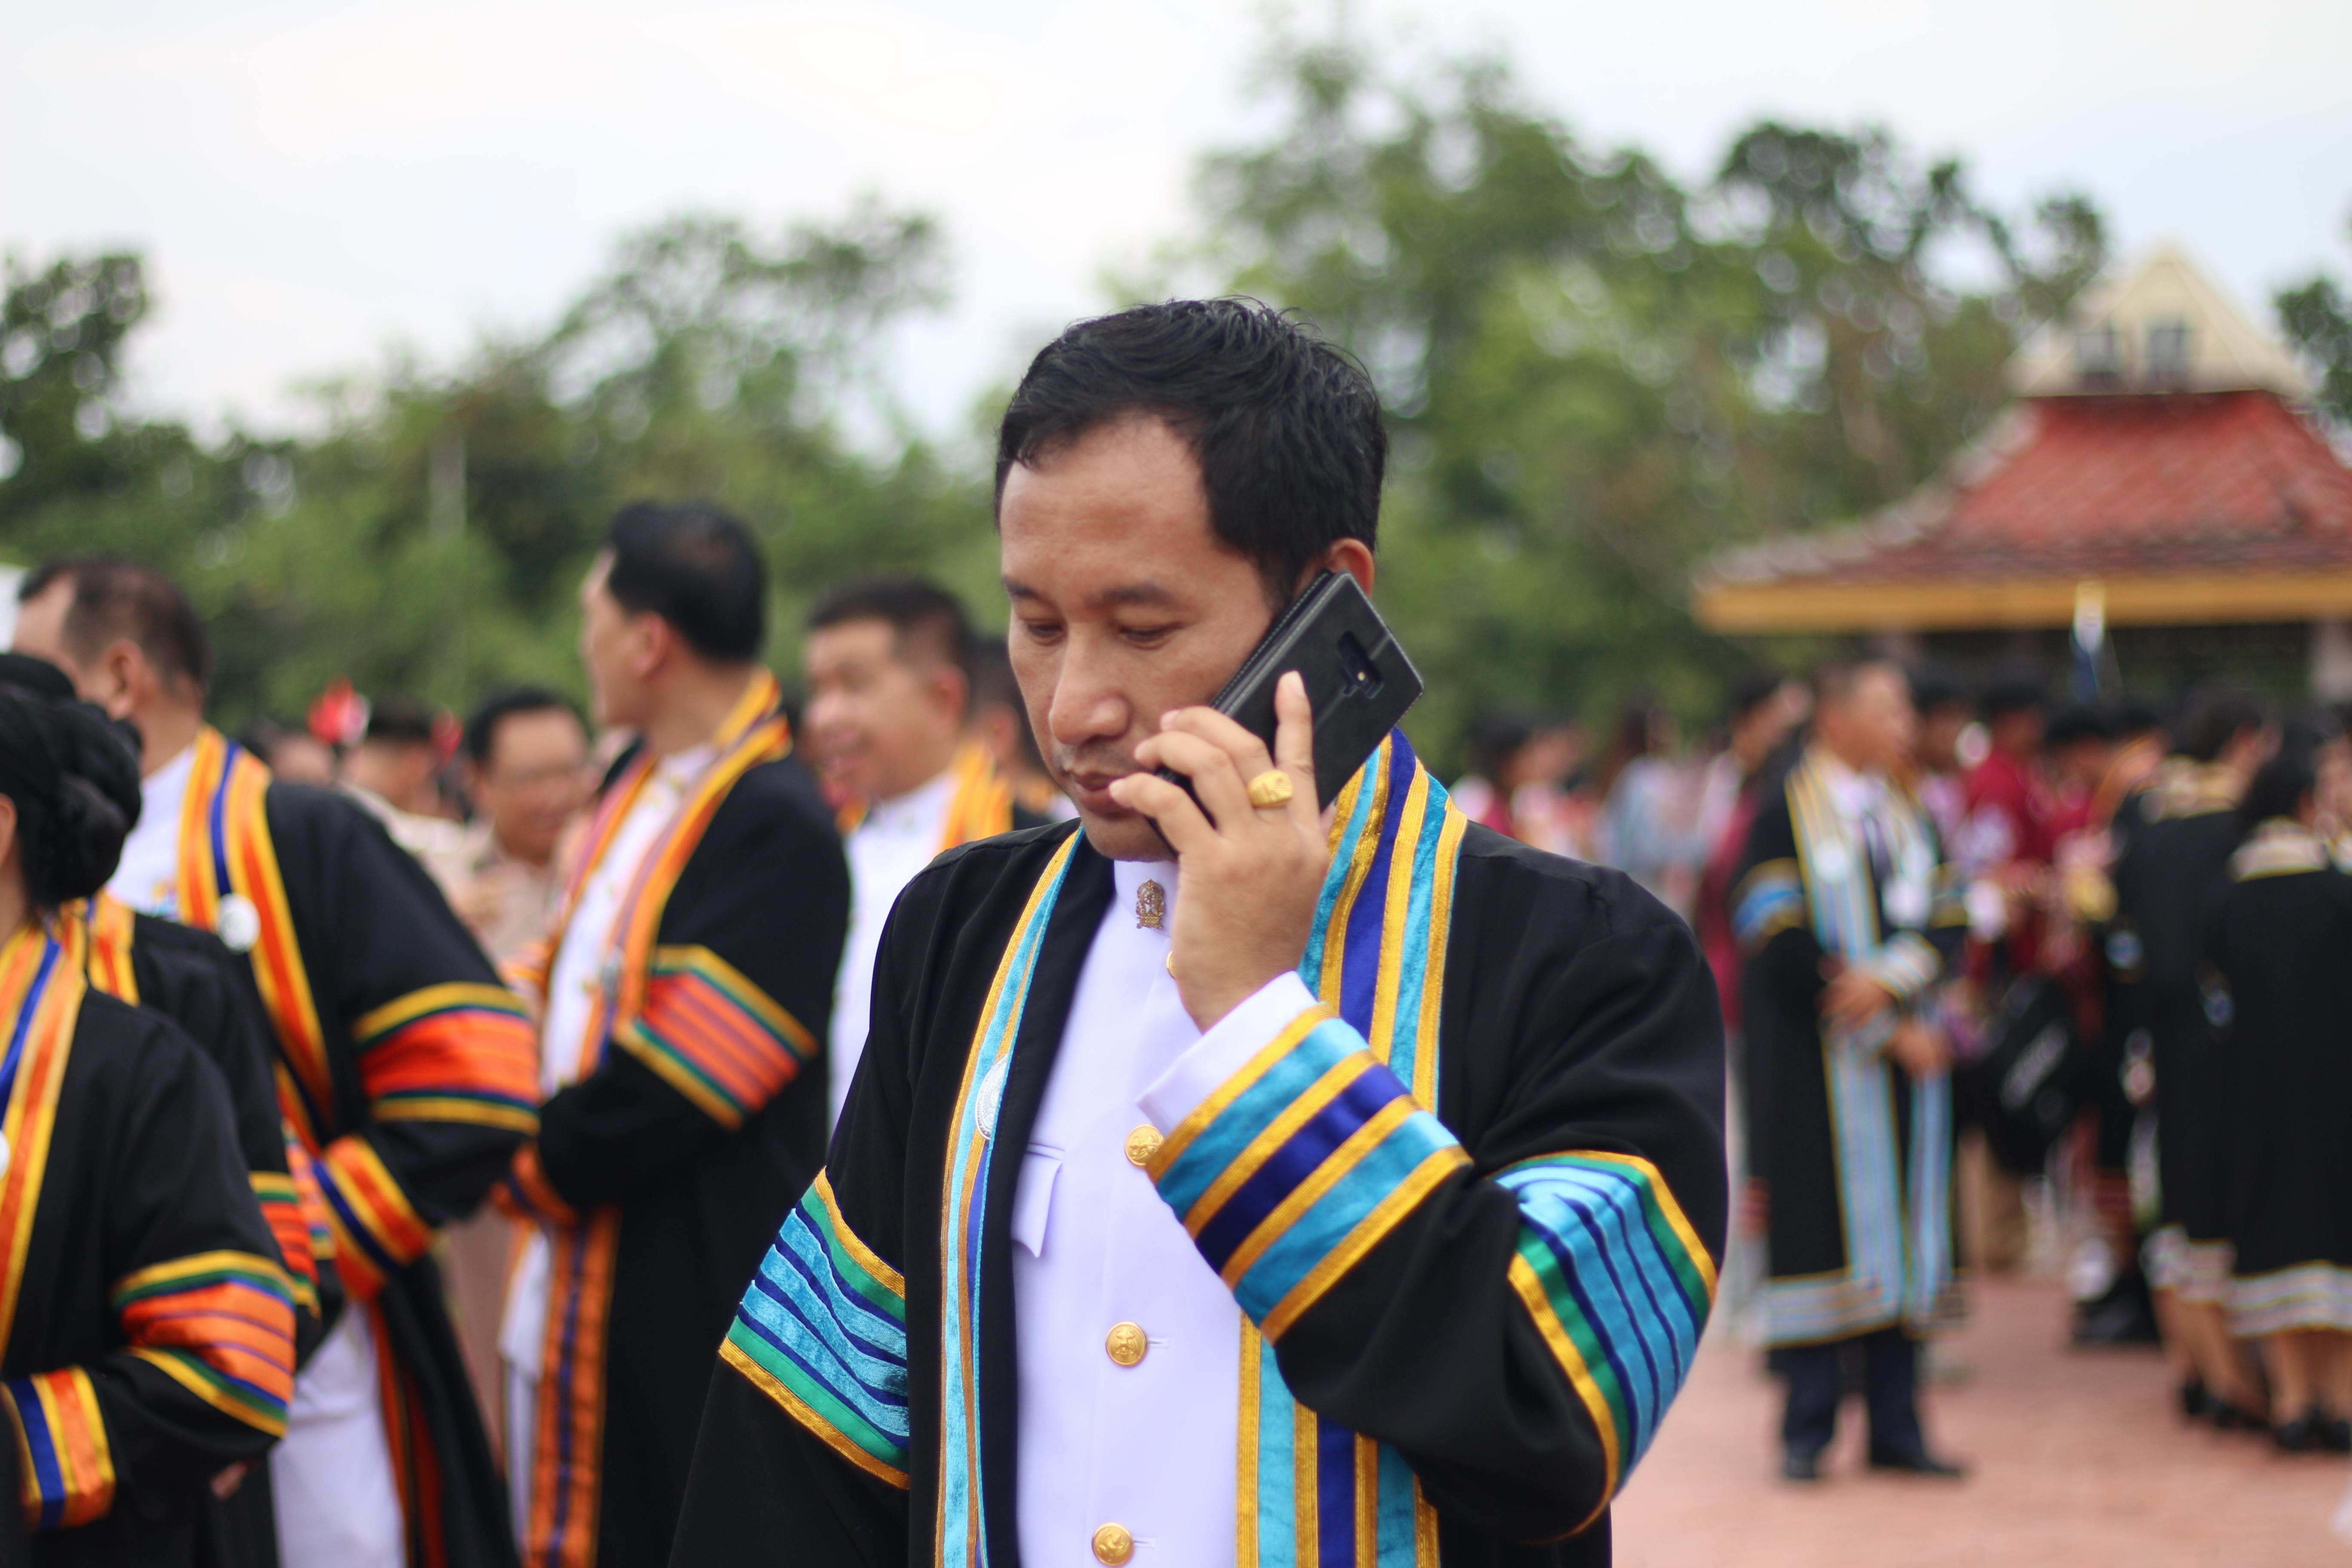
[1136,879,1165,929]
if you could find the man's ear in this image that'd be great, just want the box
[932,665,970,728]
[632,614,673,681]
[1320,539,1376,598]
[95,640,144,721]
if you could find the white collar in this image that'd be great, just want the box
[649,741,719,793]
[1813,749,1884,820]
[861,764,961,837]
[144,740,196,794]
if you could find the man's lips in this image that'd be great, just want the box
[1062,768,1139,812]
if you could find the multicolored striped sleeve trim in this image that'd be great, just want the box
[720,1172,910,1488]
[1732,859,1806,949]
[614,945,816,1130]
[1147,1004,1472,1342]
[113,1250,296,1438]
[250,1170,320,1317]
[283,1138,337,1299]
[314,1134,435,1300]
[352,983,540,1134]
[1861,932,1941,1000]
[3,1368,114,1529]
[1498,1151,1715,1527]
[495,1142,579,1229]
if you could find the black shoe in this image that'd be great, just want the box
[2177,1379,2210,1420]
[2073,1273,2162,1346]
[1867,1447,1969,1478]
[2275,1415,2320,1454]
[2214,1401,2270,1433]
[1781,1449,1825,1482]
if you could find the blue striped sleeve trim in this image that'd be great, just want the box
[719,1173,911,1488]
[1732,860,1804,948]
[1148,1006,1470,1341]
[1498,1152,1715,1522]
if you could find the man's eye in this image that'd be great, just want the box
[1020,620,1064,643]
[1121,624,1178,645]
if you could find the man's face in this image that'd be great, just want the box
[467,707,590,867]
[578,553,649,730]
[10,581,103,704]
[999,415,1284,861]
[1916,705,1969,773]
[1823,665,1917,775]
[803,619,964,804]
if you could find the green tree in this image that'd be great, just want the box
[1181,34,2106,765]
[0,205,992,726]
[2277,227,2352,432]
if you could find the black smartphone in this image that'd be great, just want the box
[1153,571,1423,818]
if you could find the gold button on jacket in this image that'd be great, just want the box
[1092,1523,1135,1565]
[1123,1125,1163,1167]
[1105,1322,1148,1366]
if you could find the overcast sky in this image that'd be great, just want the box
[6,0,2348,445]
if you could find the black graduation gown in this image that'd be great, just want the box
[2200,827,2352,1330]
[500,748,848,1567]
[72,900,334,1568]
[2108,769,2239,1255]
[1732,764,1966,1348]
[171,730,536,1568]
[0,966,294,1568]
[672,815,1727,1568]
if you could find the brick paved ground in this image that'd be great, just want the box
[1612,1278,2352,1567]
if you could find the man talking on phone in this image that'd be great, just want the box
[672,300,1727,1567]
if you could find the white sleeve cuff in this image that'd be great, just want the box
[1139,971,1325,1130]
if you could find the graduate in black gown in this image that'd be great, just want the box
[2202,747,2352,1452]
[15,561,536,1568]
[2109,686,2272,1427]
[0,686,296,1565]
[1733,658,1968,1481]
[672,301,1726,1567]
[493,505,850,1567]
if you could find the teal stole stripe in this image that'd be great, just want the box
[934,734,1465,1567]
[1762,752,1954,1346]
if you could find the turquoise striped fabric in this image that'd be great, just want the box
[1152,1011,1468,1338]
[1497,1154,1713,1485]
[722,1173,910,1485]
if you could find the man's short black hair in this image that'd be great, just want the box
[21,557,212,692]
[2044,704,2116,751]
[2241,746,2316,828]
[364,695,438,747]
[1724,668,1783,726]
[1981,673,2047,722]
[462,686,581,767]
[1812,653,1907,707]
[994,298,1386,600]
[603,502,766,662]
[1907,666,1968,718]
[806,579,974,679]
[2175,684,2270,763]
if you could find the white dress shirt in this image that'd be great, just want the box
[829,767,958,1127]
[500,742,713,1535]
[1012,857,1325,1568]
[108,741,194,916]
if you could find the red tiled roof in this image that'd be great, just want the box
[1867,392,2352,578]
[1718,392,2352,587]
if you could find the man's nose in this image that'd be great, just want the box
[1048,645,1130,749]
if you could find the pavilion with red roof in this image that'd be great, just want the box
[1692,245,2352,695]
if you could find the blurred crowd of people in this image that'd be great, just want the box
[1457,664,2352,1469]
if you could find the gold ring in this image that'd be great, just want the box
[1244,770,1295,810]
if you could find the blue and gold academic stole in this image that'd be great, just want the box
[934,733,1466,1568]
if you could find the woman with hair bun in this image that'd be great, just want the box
[0,687,295,1564]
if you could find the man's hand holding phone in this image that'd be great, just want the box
[1109,670,1330,1032]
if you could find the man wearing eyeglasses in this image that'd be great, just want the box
[454,687,593,965]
